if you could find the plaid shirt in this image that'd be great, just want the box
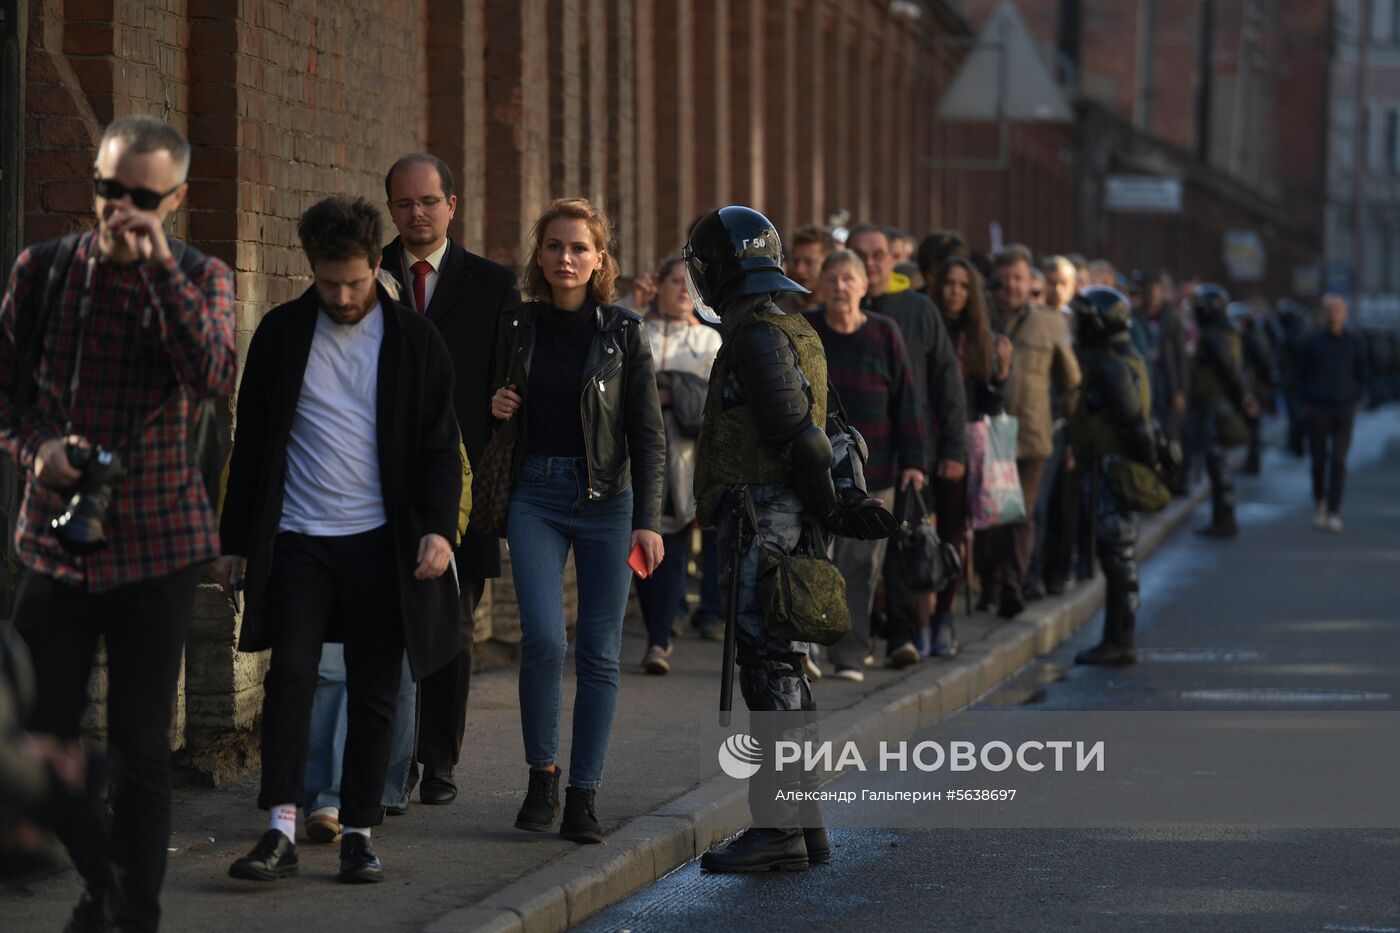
[0,229,236,591]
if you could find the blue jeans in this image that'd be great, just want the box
[303,644,416,813]
[635,529,690,650]
[507,455,634,790]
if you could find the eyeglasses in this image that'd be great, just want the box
[390,196,446,212]
[93,177,181,211]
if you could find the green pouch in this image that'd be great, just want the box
[1105,455,1171,513]
[756,543,852,646]
[1213,398,1249,447]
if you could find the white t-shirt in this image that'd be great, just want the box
[279,304,387,536]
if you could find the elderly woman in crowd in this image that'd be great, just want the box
[804,249,926,682]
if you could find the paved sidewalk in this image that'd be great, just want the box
[1,481,1208,933]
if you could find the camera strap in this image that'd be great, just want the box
[62,254,147,452]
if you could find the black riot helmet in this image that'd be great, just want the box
[1070,286,1133,345]
[683,206,809,323]
[1192,283,1232,326]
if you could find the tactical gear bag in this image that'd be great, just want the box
[893,488,961,593]
[1212,397,1250,447]
[1104,454,1171,514]
[743,489,851,646]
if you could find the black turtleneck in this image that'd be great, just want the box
[526,298,597,457]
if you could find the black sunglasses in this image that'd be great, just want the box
[93,176,181,211]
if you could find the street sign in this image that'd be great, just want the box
[1223,230,1266,282]
[936,0,1073,124]
[1104,175,1183,213]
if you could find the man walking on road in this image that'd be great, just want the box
[1299,294,1368,533]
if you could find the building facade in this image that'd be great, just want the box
[1329,0,1400,322]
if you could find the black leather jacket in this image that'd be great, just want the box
[492,300,666,532]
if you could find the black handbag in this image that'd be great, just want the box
[893,488,961,593]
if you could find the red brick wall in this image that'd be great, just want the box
[19,0,1324,332]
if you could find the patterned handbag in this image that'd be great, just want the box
[470,421,517,539]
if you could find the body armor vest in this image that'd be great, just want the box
[694,311,828,526]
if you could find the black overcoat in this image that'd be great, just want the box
[221,283,464,680]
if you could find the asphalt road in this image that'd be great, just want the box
[574,408,1400,933]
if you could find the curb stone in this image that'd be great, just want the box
[423,484,1210,932]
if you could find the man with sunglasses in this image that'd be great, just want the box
[0,116,235,932]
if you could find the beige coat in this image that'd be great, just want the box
[1003,303,1081,460]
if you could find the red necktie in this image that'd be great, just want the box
[411,260,432,313]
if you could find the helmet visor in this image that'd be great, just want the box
[684,258,721,325]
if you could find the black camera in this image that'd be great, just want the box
[50,442,124,556]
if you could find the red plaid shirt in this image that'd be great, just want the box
[0,229,237,591]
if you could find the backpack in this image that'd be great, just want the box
[11,234,230,510]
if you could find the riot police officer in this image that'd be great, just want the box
[1188,284,1258,538]
[1067,288,1161,666]
[685,206,893,873]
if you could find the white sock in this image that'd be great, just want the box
[270,803,297,843]
[343,826,370,839]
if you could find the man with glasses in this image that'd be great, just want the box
[379,154,519,808]
[0,115,235,932]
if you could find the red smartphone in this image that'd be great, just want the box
[628,542,650,579]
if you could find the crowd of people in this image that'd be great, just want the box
[0,115,1395,928]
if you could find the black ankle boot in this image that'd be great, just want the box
[701,827,810,872]
[1074,640,1137,665]
[514,768,560,832]
[559,786,603,844]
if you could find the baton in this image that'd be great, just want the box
[719,497,743,727]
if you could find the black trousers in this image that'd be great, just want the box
[1306,403,1358,514]
[15,564,200,933]
[258,527,403,828]
[414,575,484,776]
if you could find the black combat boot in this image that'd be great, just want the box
[1077,521,1139,666]
[1196,500,1238,538]
[514,767,560,832]
[1197,455,1239,538]
[1074,597,1137,666]
[701,747,809,873]
[559,786,603,844]
[797,765,830,865]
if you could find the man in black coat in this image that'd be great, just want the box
[221,197,462,885]
[380,153,520,806]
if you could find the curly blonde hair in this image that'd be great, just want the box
[522,198,619,305]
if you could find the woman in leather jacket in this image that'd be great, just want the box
[488,199,665,844]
